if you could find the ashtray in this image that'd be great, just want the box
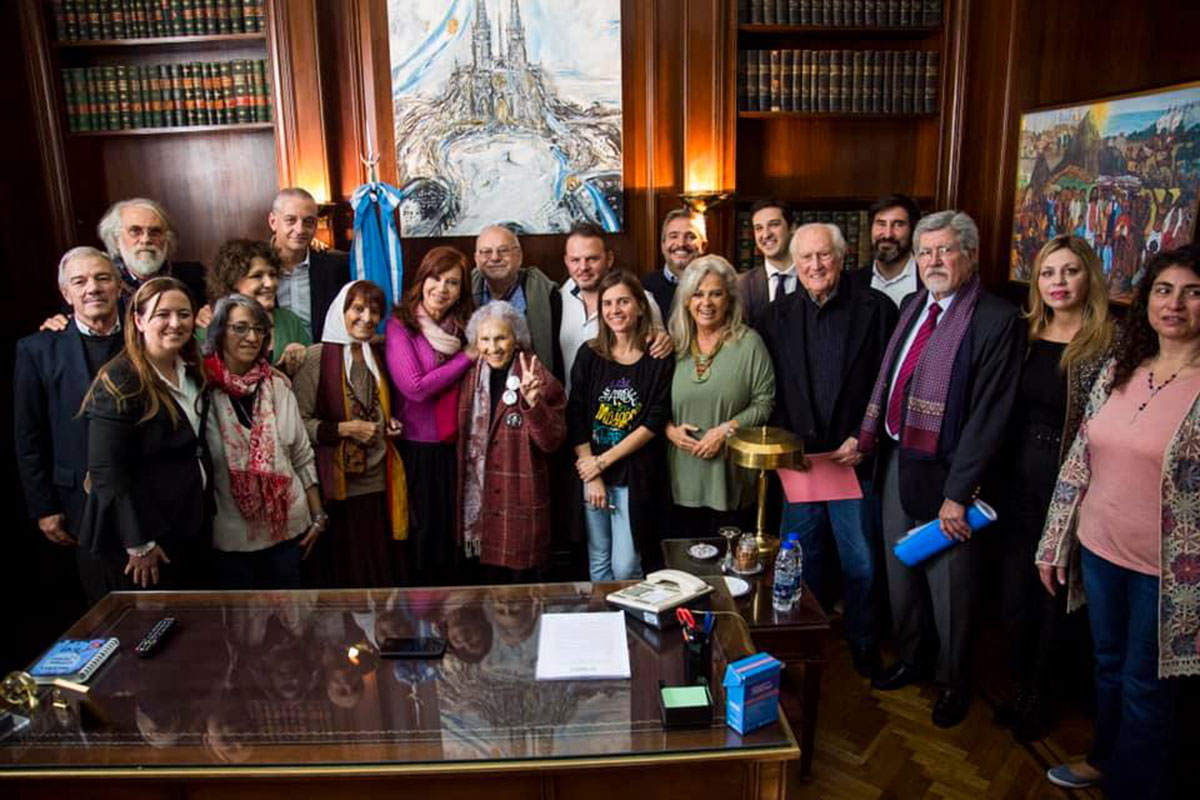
[688,543,719,560]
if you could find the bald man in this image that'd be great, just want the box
[471,225,563,377]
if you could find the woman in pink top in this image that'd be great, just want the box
[1037,246,1200,797]
[386,247,475,584]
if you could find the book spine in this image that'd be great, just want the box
[776,0,788,26]
[925,0,942,26]
[924,50,939,114]
[820,0,831,27]
[899,0,910,26]
[179,62,194,125]
[842,49,853,113]
[788,0,800,25]
[231,58,248,122]
[800,50,811,111]
[220,60,234,123]
[229,0,244,32]
[219,0,233,33]
[114,64,131,127]
[132,64,147,127]
[828,50,840,112]
[750,0,763,24]
[909,50,922,114]
[851,50,863,113]
[155,62,169,126]
[61,68,77,132]
[799,0,811,25]
[763,0,775,24]
[202,61,216,124]
[757,50,769,112]
[260,59,272,121]
[169,62,183,126]
[745,51,757,111]
[879,51,891,114]
[888,0,899,26]
[832,0,843,27]
[769,50,781,112]
[892,50,904,114]
[864,0,876,26]
[816,50,829,112]
[781,49,793,112]
[738,51,747,111]
[204,0,218,34]
[853,0,864,26]
[81,67,97,131]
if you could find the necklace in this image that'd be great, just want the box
[691,332,726,382]
[1131,360,1192,422]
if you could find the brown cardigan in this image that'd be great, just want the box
[455,353,566,570]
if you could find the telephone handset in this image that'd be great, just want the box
[606,569,714,619]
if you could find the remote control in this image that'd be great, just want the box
[134,617,177,658]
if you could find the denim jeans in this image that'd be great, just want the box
[779,487,877,649]
[1081,547,1178,799]
[584,485,642,581]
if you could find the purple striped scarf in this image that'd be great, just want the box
[859,274,982,457]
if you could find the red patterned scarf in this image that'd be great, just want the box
[204,354,293,541]
[859,274,982,457]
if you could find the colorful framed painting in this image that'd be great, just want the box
[385,0,624,237]
[1011,81,1200,301]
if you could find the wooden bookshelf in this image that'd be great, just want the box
[739,111,938,119]
[739,25,940,37]
[55,33,267,50]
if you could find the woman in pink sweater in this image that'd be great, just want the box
[385,247,475,584]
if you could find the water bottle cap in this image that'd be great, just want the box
[780,541,793,551]
[785,533,800,542]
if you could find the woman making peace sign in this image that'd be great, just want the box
[457,301,566,583]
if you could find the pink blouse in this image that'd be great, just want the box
[1078,366,1200,576]
[384,318,472,444]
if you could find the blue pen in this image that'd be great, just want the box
[703,612,714,635]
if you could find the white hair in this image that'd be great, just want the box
[96,198,177,258]
[57,246,114,290]
[465,300,532,352]
[789,222,847,263]
[914,210,980,253]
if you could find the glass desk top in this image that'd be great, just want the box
[1,582,796,776]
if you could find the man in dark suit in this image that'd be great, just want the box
[853,210,1024,727]
[737,198,799,330]
[15,247,125,604]
[642,208,706,318]
[762,222,898,678]
[269,187,351,341]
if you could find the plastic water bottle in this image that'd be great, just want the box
[772,541,797,612]
[785,533,804,604]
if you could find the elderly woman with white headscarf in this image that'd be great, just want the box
[456,301,565,584]
[295,279,408,588]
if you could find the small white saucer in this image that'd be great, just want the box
[724,576,751,598]
[688,543,719,560]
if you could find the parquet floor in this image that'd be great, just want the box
[782,634,1102,799]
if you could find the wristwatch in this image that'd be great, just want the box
[311,512,329,530]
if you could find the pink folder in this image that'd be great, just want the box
[776,453,863,503]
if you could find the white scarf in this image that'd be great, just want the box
[415,305,463,357]
[321,282,382,385]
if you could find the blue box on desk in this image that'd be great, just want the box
[722,653,782,734]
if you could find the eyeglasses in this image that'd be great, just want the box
[229,323,267,339]
[477,247,518,259]
[125,225,166,242]
[916,244,962,261]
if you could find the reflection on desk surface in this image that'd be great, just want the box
[1,583,794,773]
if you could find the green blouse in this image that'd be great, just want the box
[668,328,775,511]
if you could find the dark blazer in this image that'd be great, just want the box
[762,276,898,478]
[78,357,213,559]
[885,289,1026,520]
[641,268,678,323]
[14,325,123,536]
[309,249,352,342]
[167,260,208,308]
[737,266,770,330]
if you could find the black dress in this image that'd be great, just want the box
[994,339,1068,695]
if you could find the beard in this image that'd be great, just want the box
[872,238,909,266]
[119,241,166,278]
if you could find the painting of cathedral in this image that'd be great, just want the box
[386,0,624,237]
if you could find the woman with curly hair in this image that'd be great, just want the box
[1037,245,1200,797]
[202,239,311,375]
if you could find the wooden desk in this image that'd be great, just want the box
[0,583,796,798]
[662,537,830,777]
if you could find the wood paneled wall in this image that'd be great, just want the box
[313,0,728,285]
[958,0,1200,288]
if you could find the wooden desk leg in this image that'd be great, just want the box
[783,658,823,778]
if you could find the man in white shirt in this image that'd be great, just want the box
[856,193,923,307]
[558,222,669,393]
[737,198,798,328]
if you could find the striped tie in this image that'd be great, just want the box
[886,302,941,435]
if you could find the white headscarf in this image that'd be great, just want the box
[322,281,382,385]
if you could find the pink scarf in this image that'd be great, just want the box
[204,354,293,541]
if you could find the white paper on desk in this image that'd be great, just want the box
[535,611,631,681]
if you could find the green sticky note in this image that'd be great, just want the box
[661,685,711,709]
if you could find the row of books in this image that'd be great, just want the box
[52,0,266,41]
[61,59,272,132]
[736,208,873,273]
[739,0,942,27]
[740,49,938,115]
